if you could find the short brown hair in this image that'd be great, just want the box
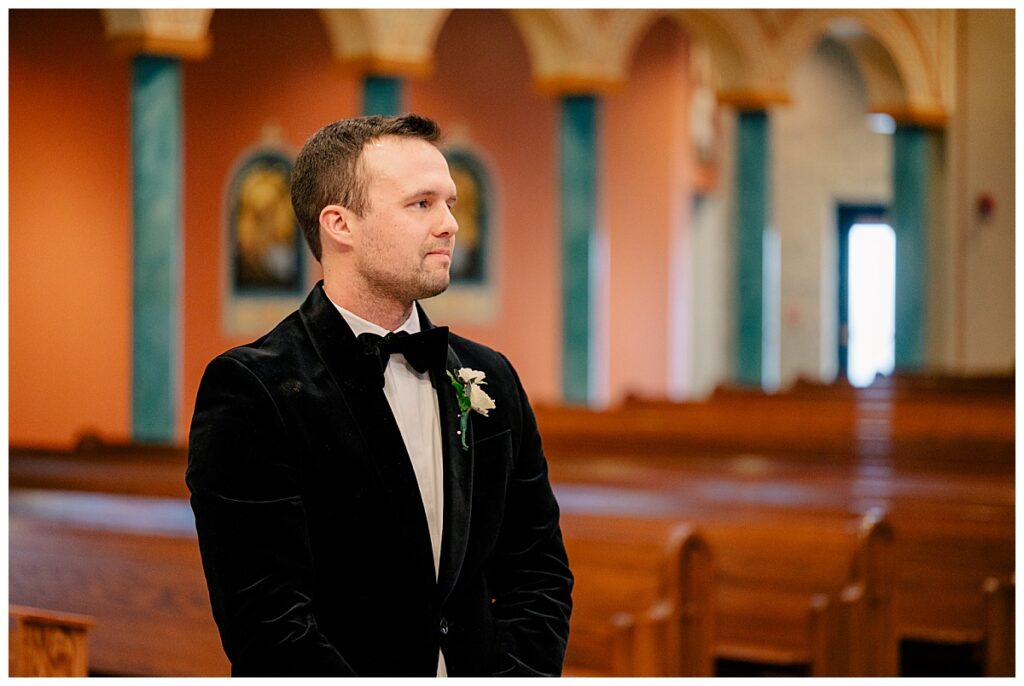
[290,114,442,261]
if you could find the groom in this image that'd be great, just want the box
[186,114,573,677]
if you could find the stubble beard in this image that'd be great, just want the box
[408,265,451,301]
[359,253,451,306]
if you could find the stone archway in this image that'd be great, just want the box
[778,9,946,125]
[775,10,948,372]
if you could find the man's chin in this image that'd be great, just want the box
[415,276,451,301]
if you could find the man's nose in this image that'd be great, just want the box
[437,205,459,237]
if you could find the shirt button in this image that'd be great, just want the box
[439,617,449,636]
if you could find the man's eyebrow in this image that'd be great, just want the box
[407,189,458,204]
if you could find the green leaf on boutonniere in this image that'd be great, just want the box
[459,411,470,450]
[447,367,496,451]
[448,370,472,413]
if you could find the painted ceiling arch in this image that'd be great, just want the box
[507,8,654,93]
[777,9,945,124]
[100,8,950,124]
[665,9,777,106]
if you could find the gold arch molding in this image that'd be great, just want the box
[99,8,951,125]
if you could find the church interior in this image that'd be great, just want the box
[8,8,1015,677]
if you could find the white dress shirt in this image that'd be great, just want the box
[330,298,448,677]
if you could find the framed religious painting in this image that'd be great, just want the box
[423,145,499,323]
[222,136,311,334]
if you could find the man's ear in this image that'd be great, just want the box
[319,204,355,252]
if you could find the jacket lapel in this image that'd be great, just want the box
[419,305,474,604]
[299,284,434,574]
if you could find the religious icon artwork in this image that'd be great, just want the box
[421,145,498,324]
[444,149,491,285]
[227,150,305,294]
[222,140,313,335]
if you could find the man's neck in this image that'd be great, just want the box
[323,279,414,332]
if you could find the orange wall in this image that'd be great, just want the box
[10,10,132,447]
[10,9,689,447]
[603,18,691,401]
[408,9,561,405]
[182,9,562,436]
[180,9,358,440]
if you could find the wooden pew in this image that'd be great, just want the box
[10,440,188,498]
[9,605,93,677]
[560,514,713,676]
[983,576,1015,677]
[12,434,1009,675]
[536,399,858,458]
[710,511,895,676]
[9,489,229,676]
[890,499,1015,649]
[548,449,1012,667]
[537,370,1014,663]
[539,373,1014,468]
[10,372,1010,675]
[766,373,1012,404]
[9,484,718,678]
[873,372,1014,399]
[8,446,905,675]
[555,484,897,676]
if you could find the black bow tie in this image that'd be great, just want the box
[357,326,449,387]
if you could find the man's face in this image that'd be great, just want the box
[347,136,459,305]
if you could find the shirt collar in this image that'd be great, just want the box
[327,296,421,338]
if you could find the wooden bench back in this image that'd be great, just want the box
[707,508,896,676]
[536,376,1014,464]
[560,514,713,676]
[556,482,897,675]
[10,443,188,498]
[892,499,1016,644]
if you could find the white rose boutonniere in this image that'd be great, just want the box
[447,367,496,450]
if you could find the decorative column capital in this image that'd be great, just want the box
[101,9,213,60]
[509,9,648,97]
[716,88,791,111]
[318,9,446,79]
[871,102,947,129]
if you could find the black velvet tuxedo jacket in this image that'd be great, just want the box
[186,282,573,677]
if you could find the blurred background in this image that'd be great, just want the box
[8,8,1015,679]
[9,8,1013,446]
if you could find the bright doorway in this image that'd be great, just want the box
[837,205,895,386]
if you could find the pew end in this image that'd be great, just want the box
[809,583,887,677]
[708,508,897,676]
[607,602,675,676]
[9,605,94,677]
[561,516,714,676]
[983,575,1015,677]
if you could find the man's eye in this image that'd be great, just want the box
[414,200,429,209]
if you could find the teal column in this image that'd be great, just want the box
[560,95,599,404]
[734,110,771,387]
[132,56,183,442]
[891,125,939,369]
[362,75,403,116]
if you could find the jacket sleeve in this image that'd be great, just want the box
[186,355,356,676]
[490,354,574,676]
